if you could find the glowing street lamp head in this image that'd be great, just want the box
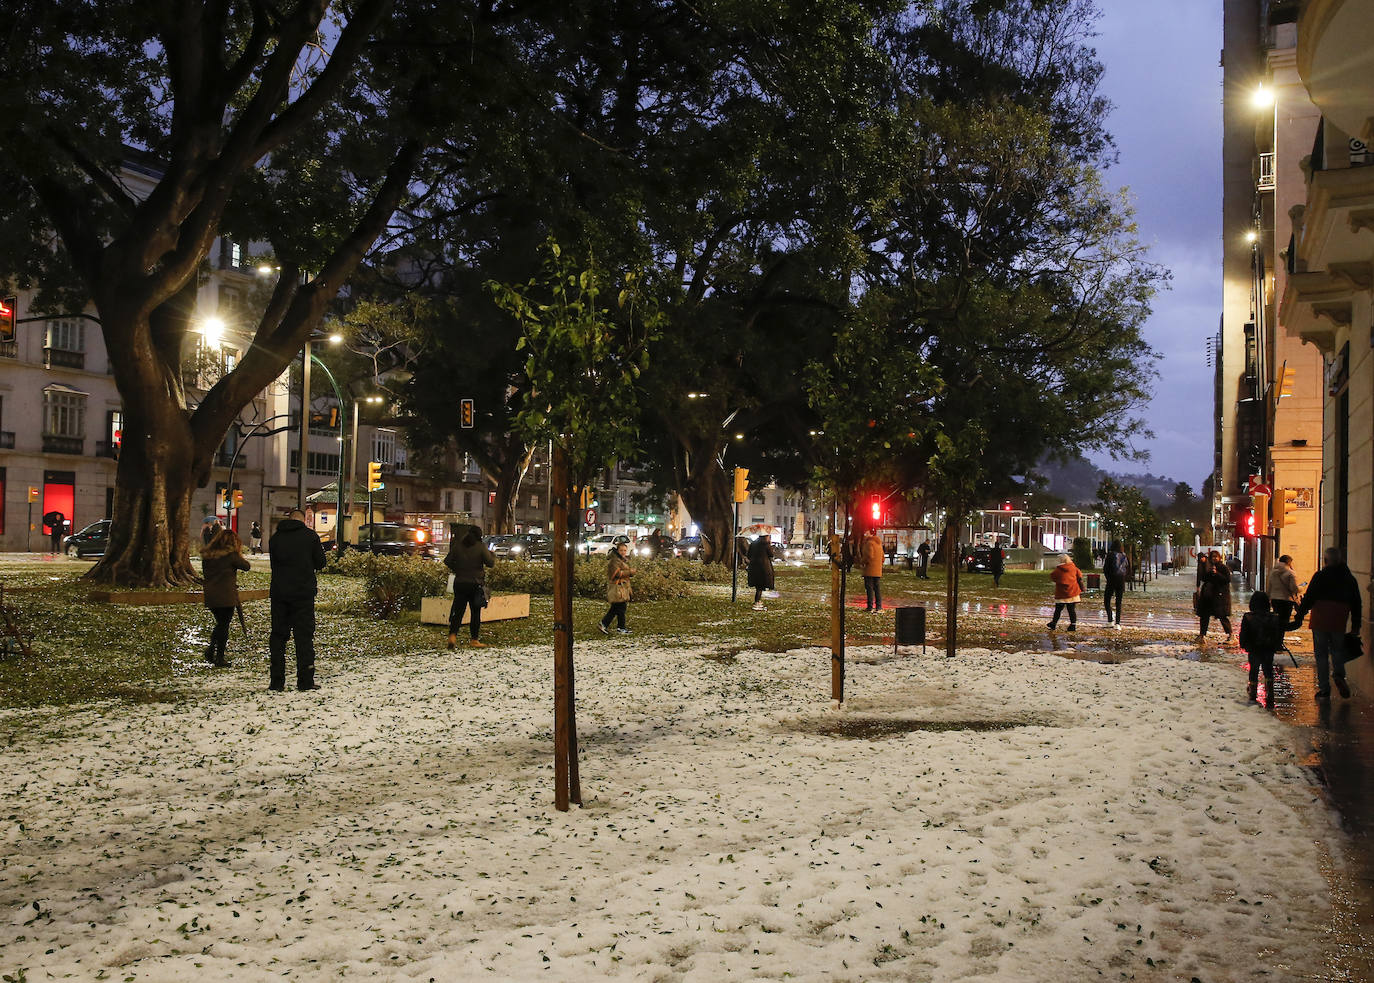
[327,333,343,345]
[201,316,226,347]
[1252,85,1274,109]
[1245,229,1259,244]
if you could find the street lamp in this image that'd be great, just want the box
[297,331,343,509]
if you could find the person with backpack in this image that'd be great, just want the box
[443,523,496,649]
[1294,547,1362,700]
[1239,590,1288,708]
[1102,541,1131,628]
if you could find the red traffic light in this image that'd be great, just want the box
[1002,502,1012,511]
[1237,509,1256,538]
[870,498,881,523]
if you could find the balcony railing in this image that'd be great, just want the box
[215,449,238,468]
[0,340,15,358]
[96,440,120,459]
[42,435,84,455]
[0,431,14,449]
[1258,152,1276,191]
[43,347,86,370]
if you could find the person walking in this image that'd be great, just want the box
[747,533,775,611]
[444,523,495,649]
[1196,550,1233,643]
[1294,547,1361,700]
[917,540,931,579]
[1047,553,1084,631]
[201,526,251,667]
[249,521,264,555]
[860,528,884,612]
[990,544,1006,588]
[267,508,327,692]
[599,541,634,634]
[1239,590,1287,708]
[1267,554,1300,621]
[1102,540,1131,628]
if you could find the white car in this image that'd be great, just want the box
[579,533,628,555]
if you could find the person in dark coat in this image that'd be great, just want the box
[747,534,775,611]
[44,510,66,554]
[600,542,635,634]
[1196,550,1233,642]
[202,519,222,548]
[201,526,251,666]
[444,523,496,649]
[917,540,931,579]
[1102,540,1131,628]
[267,508,327,691]
[249,521,264,555]
[1294,547,1362,700]
[1239,590,1287,708]
[990,545,1006,588]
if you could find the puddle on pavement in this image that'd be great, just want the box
[795,717,1043,740]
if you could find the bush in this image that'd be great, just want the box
[324,552,448,619]
[487,555,730,602]
[1070,537,1095,571]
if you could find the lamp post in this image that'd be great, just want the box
[296,331,343,510]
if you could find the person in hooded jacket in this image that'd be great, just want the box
[444,523,496,649]
[1239,590,1288,708]
[267,508,327,691]
[747,534,775,611]
[202,526,251,667]
[860,529,884,611]
[1267,554,1300,621]
[1294,547,1362,700]
[1047,553,1084,631]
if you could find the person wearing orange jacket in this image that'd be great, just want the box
[860,529,885,612]
[1047,553,1085,631]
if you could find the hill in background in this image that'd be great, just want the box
[1034,455,1195,509]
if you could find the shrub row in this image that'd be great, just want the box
[323,552,448,619]
[488,556,730,602]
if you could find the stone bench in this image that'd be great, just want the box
[89,589,272,605]
[420,593,531,626]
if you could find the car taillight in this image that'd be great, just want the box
[415,530,427,542]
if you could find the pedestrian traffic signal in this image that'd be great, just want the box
[368,461,384,492]
[1252,492,1269,534]
[1236,508,1256,539]
[460,398,474,429]
[733,467,749,504]
[871,497,882,523]
[232,489,244,510]
[0,296,14,342]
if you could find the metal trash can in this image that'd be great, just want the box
[1085,573,1101,591]
[894,605,925,654]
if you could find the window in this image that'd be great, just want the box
[372,429,396,466]
[463,491,473,512]
[288,449,342,477]
[751,492,766,505]
[43,388,86,437]
[444,490,454,511]
[46,319,85,352]
[394,485,405,506]
[530,494,540,509]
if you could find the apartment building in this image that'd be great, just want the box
[1219,0,1324,584]
[1279,0,1374,684]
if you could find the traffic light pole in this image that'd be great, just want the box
[298,338,311,510]
[731,500,740,603]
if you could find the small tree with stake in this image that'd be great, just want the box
[490,239,660,811]
[926,425,988,660]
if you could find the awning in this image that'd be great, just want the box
[43,382,90,396]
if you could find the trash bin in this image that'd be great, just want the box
[1085,573,1101,590]
[894,605,925,654]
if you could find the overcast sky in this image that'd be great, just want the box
[1085,1,1222,489]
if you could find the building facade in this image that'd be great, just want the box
[1279,0,1374,686]
[1219,0,1324,585]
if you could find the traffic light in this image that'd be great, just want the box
[579,486,597,509]
[1273,488,1299,528]
[460,398,475,429]
[28,487,39,504]
[733,467,749,503]
[367,461,384,492]
[0,296,14,341]
[232,489,244,510]
[871,497,882,523]
[1278,363,1296,398]
[1236,508,1256,539]
[1253,492,1269,534]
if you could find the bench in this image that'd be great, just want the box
[89,589,271,605]
[420,593,531,626]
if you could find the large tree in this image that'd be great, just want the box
[0,1,509,585]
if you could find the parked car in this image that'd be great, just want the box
[673,535,705,559]
[345,522,439,560]
[487,533,553,561]
[64,519,111,558]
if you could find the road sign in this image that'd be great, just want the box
[585,508,596,526]
[27,487,38,503]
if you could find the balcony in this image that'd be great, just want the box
[1258,152,1276,191]
[43,347,86,370]
[95,440,121,459]
[215,449,239,468]
[0,431,14,449]
[42,435,85,455]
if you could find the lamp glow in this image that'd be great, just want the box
[201,317,226,347]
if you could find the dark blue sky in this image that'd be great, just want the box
[1087,1,1221,490]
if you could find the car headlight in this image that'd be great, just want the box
[511,544,522,553]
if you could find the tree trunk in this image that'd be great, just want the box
[943,517,961,659]
[679,462,733,564]
[490,449,529,535]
